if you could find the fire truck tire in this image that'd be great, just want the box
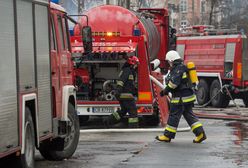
[210,80,230,108]
[196,79,210,105]
[39,103,79,161]
[15,107,35,168]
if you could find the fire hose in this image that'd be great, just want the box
[193,84,248,121]
[150,75,248,122]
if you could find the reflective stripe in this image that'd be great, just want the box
[171,95,196,104]
[168,81,177,89]
[191,122,203,131]
[171,97,180,103]
[165,125,177,133]
[120,93,134,99]
[182,72,187,79]
[128,75,134,80]
[118,71,123,77]
[182,95,196,103]
[117,80,124,86]
[112,111,121,121]
[128,117,138,123]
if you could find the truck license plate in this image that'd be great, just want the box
[92,107,114,113]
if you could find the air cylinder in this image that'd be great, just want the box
[186,62,199,84]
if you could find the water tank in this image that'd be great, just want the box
[74,5,160,60]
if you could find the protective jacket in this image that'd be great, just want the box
[116,63,137,99]
[162,59,195,104]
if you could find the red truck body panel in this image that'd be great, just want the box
[177,34,247,87]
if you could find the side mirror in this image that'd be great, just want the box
[82,26,93,53]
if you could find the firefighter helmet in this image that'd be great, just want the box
[127,56,140,65]
[165,50,181,62]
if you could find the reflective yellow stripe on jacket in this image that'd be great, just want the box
[119,93,134,99]
[171,95,196,104]
[117,80,124,87]
[182,72,187,79]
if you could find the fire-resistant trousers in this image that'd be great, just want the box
[107,98,138,127]
[164,103,205,139]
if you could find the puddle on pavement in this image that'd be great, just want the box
[227,121,248,144]
[225,121,248,167]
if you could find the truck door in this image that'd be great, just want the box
[51,13,72,118]
[50,14,60,116]
[35,4,52,137]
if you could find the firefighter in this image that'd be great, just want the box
[156,50,207,143]
[103,56,140,128]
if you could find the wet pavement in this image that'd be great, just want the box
[34,118,248,168]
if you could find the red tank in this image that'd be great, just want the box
[74,5,167,61]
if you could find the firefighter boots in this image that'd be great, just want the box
[155,135,171,142]
[193,132,207,143]
[103,112,121,128]
[128,117,139,128]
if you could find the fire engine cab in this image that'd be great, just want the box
[0,1,79,167]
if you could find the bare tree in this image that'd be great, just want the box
[146,0,153,7]
[78,0,85,14]
[206,0,222,25]
[133,0,145,8]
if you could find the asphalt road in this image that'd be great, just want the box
[34,117,248,168]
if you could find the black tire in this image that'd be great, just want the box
[15,107,35,168]
[210,80,230,108]
[39,103,79,161]
[196,79,210,105]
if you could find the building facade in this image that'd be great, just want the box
[167,0,209,32]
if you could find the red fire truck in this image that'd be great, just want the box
[177,25,248,108]
[0,1,79,167]
[70,5,170,126]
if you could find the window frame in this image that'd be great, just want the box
[180,0,188,13]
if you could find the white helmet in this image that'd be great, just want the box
[165,50,181,62]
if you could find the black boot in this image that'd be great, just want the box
[103,112,120,128]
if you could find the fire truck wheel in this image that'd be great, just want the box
[15,107,35,168]
[210,80,230,108]
[39,103,79,161]
[196,79,210,105]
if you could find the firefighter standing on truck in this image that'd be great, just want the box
[103,56,140,128]
[156,50,207,143]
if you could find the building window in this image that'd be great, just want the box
[180,20,187,32]
[180,0,187,13]
[201,0,206,13]
[173,19,177,28]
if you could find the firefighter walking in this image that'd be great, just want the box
[156,50,207,143]
[103,56,140,128]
